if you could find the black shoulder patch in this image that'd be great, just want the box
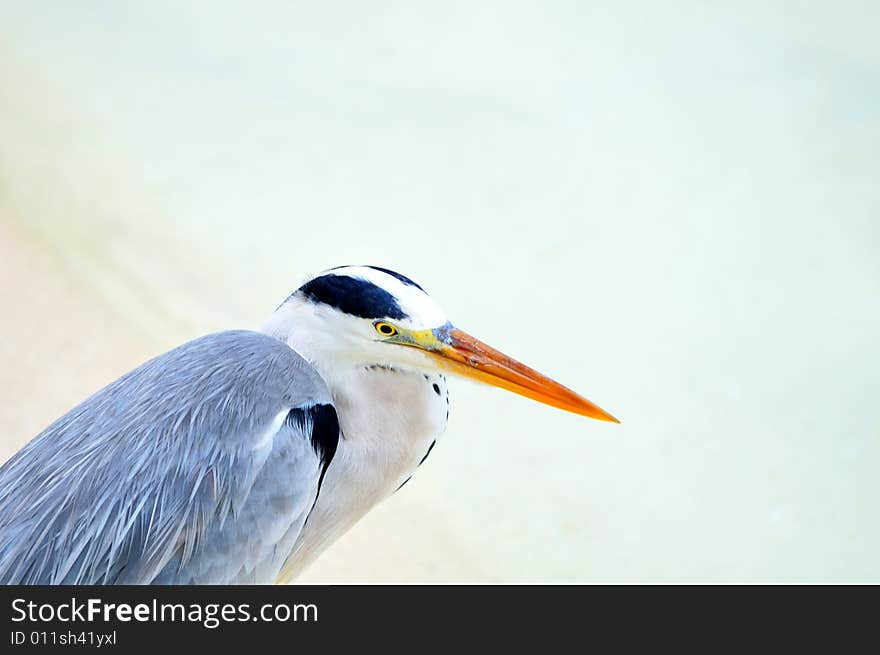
[298,275,408,320]
[286,403,339,493]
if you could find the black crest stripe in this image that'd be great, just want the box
[363,266,425,292]
[327,265,425,292]
[298,274,408,320]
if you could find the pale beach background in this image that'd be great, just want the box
[1,2,878,582]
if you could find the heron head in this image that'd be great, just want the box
[264,265,617,422]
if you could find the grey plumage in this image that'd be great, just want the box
[0,265,576,585]
[0,330,338,584]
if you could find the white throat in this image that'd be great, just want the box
[259,303,450,581]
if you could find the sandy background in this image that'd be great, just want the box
[1,2,878,582]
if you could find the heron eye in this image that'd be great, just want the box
[374,322,398,337]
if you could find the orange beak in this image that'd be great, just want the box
[416,326,619,423]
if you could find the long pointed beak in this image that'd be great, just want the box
[420,326,619,423]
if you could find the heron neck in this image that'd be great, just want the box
[279,360,449,582]
[258,310,449,580]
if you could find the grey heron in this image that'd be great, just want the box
[0,265,617,584]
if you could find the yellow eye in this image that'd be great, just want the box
[374,322,398,337]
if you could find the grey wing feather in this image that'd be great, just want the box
[0,330,338,584]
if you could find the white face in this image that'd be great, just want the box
[261,266,450,379]
[261,265,618,423]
